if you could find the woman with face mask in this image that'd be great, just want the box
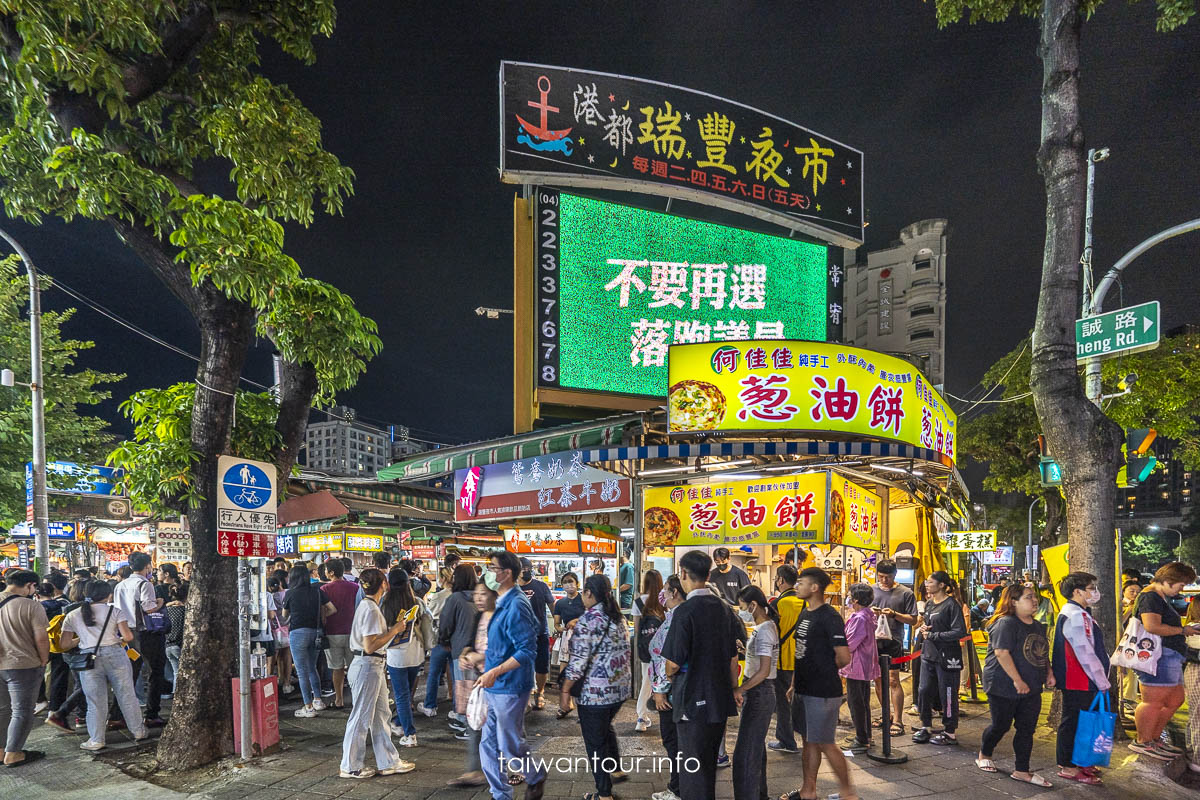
[977,584,1055,786]
[1051,571,1110,785]
[732,584,778,800]
[1130,561,1199,761]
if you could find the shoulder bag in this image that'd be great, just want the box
[63,606,114,671]
[1110,604,1161,675]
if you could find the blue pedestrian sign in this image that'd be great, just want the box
[221,462,272,510]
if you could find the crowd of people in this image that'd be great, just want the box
[2,547,1199,799]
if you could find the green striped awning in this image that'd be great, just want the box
[376,414,642,482]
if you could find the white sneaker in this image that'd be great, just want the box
[651,791,681,800]
[397,735,417,748]
[388,722,407,737]
[447,711,464,723]
[417,705,437,717]
[80,740,106,751]
[34,701,48,714]
[635,717,652,732]
[379,759,416,775]
[311,698,326,711]
[338,766,377,779]
[294,706,317,718]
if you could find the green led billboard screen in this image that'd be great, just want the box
[535,189,829,398]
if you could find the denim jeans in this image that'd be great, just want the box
[480,690,545,800]
[166,645,181,691]
[732,683,775,800]
[0,666,42,754]
[424,644,453,710]
[387,664,421,735]
[80,645,146,745]
[340,657,400,773]
[288,627,322,706]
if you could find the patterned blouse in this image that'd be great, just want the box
[649,606,676,693]
[564,605,632,706]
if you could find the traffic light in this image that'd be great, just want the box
[1036,434,1063,488]
[1120,427,1157,487]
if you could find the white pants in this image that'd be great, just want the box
[635,662,654,722]
[80,644,146,744]
[340,657,400,773]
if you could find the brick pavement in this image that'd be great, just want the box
[1,684,1194,800]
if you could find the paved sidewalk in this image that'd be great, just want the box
[1,686,1193,800]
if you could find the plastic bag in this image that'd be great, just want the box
[1071,691,1115,768]
[874,611,892,641]
[1109,615,1161,675]
[467,684,489,731]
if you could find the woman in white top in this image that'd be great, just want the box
[59,580,147,750]
[338,568,415,779]
[732,584,779,800]
[379,568,436,746]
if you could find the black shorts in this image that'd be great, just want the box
[535,632,551,675]
[877,638,906,670]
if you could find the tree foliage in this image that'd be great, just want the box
[1121,528,1176,573]
[932,0,1195,31]
[0,255,120,527]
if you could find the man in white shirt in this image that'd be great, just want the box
[113,552,168,726]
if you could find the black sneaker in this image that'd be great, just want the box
[912,728,931,744]
[453,729,470,740]
[448,719,467,732]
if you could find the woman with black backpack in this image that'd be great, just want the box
[560,574,632,800]
[632,569,665,732]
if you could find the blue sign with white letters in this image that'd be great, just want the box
[221,462,273,510]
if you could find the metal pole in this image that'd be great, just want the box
[237,556,253,759]
[0,227,50,572]
[1081,148,1103,407]
[1087,217,1200,405]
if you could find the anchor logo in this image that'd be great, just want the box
[516,76,574,156]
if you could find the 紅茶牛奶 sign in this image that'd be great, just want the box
[667,340,957,465]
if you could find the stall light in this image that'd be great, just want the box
[637,464,696,477]
[699,459,754,471]
[871,464,913,475]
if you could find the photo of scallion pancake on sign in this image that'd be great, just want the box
[668,380,726,432]
[828,490,845,545]
[643,506,681,548]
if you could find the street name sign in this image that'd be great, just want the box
[216,455,278,558]
[1076,301,1160,361]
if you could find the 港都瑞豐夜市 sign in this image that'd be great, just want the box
[453,450,631,523]
[537,190,833,398]
[642,472,881,550]
[666,340,957,465]
[500,62,864,248]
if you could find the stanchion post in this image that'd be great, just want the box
[867,653,908,764]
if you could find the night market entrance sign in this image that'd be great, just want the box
[500,62,864,249]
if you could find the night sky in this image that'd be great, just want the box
[7,0,1200,448]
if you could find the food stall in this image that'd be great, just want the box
[294,528,395,569]
[501,523,621,594]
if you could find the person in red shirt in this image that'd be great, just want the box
[321,559,363,709]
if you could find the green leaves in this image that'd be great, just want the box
[932,0,1195,30]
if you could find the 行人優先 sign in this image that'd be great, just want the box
[501,62,864,248]
[939,530,997,553]
[643,473,847,548]
[216,455,278,557]
[452,450,631,523]
[536,189,833,399]
[667,340,957,465]
[1075,301,1159,361]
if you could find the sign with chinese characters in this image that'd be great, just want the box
[504,527,580,555]
[1075,300,1160,361]
[878,279,893,334]
[275,532,298,555]
[344,533,384,553]
[17,540,29,568]
[538,189,832,398]
[154,527,192,562]
[982,546,1014,566]
[831,474,883,551]
[501,62,865,248]
[217,530,275,558]
[34,461,123,496]
[411,544,437,559]
[297,532,344,553]
[666,340,958,465]
[8,521,77,540]
[216,456,278,545]
[580,530,619,555]
[938,530,997,553]
[643,473,832,547]
[453,450,631,522]
[458,467,483,517]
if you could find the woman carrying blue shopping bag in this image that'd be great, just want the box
[1071,691,1116,769]
[1051,572,1110,785]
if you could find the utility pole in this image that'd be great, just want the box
[1079,147,1109,407]
[0,226,50,573]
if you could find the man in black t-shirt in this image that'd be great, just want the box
[519,558,555,710]
[662,550,743,800]
[710,547,751,605]
[783,567,855,800]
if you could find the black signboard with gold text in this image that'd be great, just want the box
[500,61,864,248]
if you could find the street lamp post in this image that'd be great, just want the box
[1149,525,1183,556]
[0,226,49,572]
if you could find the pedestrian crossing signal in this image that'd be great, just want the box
[1119,428,1157,487]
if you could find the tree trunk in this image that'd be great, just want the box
[1029,0,1124,645]
[155,285,255,768]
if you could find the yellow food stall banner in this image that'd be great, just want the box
[832,473,882,551]
[644,473,829,547]
[938,530,997,552]
[1042,543,1070,607]
[667,340,957,465]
